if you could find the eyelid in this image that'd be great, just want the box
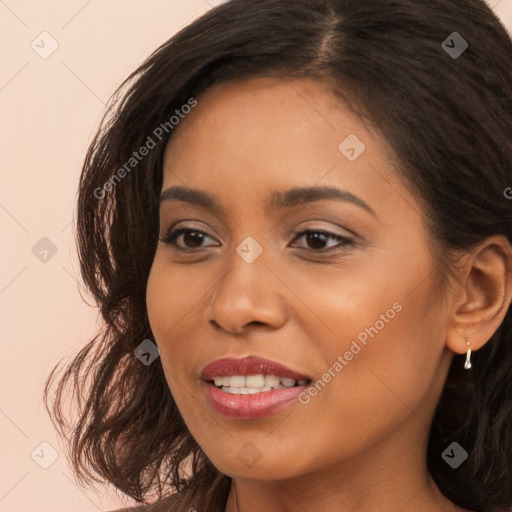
[159,220,214,239]
[161,218,356,239]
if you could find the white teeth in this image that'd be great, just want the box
[213,374,308,394]
[220,383,287,394]
[281,377,296,387]
[264,374,280,387]
[229,376,246,387]
[245,374,265,388]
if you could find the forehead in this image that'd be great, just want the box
[162,77,392,188]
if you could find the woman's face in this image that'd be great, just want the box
[146,77,455,481]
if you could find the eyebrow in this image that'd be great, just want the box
[159,185,376,217]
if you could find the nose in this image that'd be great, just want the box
[203,250,288,335]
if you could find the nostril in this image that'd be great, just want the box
[248,321,266,327]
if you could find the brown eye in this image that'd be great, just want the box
[290,230,354,252]
[160,227,219,250]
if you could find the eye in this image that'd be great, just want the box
[160,227,219,251]
[160,226,355,253]
[290,229,354,252]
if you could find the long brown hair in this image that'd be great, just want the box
[44,1,512,511]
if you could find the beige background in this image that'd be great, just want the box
[1,1,511,511]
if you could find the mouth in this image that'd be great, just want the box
[209,374,310,394]
[201,356,313,419]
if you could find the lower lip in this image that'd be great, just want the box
[204,381,308,419]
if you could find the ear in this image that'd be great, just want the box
[445,234,512,355]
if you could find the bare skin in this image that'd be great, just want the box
[145,77,512,512]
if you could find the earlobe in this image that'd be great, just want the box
[445,235,512,356]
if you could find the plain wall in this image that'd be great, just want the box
[1,1,511,511]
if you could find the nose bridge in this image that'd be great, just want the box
[205,236,287,332]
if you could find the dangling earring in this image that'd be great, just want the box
[464,337,472,370]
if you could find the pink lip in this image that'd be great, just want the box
[201,356,312,419]
[201,356,311,381]
[204,383,309,419]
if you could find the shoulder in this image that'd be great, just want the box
[107,472,229,512]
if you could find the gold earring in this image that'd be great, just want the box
[464,337,472,370]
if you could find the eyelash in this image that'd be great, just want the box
[160,226,355,253]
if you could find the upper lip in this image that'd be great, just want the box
[201,356,312,382]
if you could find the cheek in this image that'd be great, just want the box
[146,258,199,374]
[146,262,196,417]
[145,255,223,398]
[285,254,444,436]
[345,298,441,428]
[146,255,210,339]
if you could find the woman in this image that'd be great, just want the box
[44,0,512,511]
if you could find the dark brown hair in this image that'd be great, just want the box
[44,1,512,511]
